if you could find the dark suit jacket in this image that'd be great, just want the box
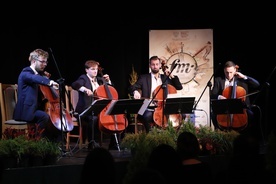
[210,76,260,107]
[71,74,114,114]
[128,73,183,98]
[13,67,52,122]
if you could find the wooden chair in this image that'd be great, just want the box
[0,83,28,137]
[65,85,83,150]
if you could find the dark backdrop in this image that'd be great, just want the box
[2,8,275,137]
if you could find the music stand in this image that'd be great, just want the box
[211,98,246,130]
[164,97,195,126]
[79,99,111,149]
[106,99,145,115]
[211,99,245,115]
[105,99,144,151]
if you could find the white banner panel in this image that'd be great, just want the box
[149,29,213,127]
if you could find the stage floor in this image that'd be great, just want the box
[56,123,144,165]
[56,137,132,166]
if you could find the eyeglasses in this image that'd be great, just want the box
[35,59,48,64]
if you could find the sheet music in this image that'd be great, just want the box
[138,99,151,115]
[79,99,111,117]
[105,99,117,115]
[167,93,180,98]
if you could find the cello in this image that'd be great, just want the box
[94,67,127,135]
[39,71,74,132]
[216,66,248,131]
[152,60,182,128]
[152,84,182,128]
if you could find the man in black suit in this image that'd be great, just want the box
[210,61,260,135]
[128,56,183,132]
[71,60,118,150]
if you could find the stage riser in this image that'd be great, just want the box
[1,161,129,184]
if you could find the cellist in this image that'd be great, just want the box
[128,56,184,132]
[210,61,260,134]
[71,60,118,150]
[13,48,60,142]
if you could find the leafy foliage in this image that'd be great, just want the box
[0,126,61,167]
[121,120,239,184]
[0,138,21,157]
[179,121,239,155]
[129,64,138,85]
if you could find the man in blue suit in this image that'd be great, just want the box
[13,48,59,141]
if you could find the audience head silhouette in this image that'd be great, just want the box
[176,131,201,159]
[148,144,180,169]
[79,147,115,184]
[147,144,182,183]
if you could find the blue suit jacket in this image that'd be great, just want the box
[13,67,52,122]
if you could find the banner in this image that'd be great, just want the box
[149,29,213,127]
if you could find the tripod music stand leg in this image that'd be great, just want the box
[114,133,121,151]
[90,112,100,149]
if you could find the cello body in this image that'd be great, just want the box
[153,84,182,128]
[94,80,127,135]
[216,85,248,131]
[40,85,74,132]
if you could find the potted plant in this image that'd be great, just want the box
[14,135,32,167]
[1,126,60,168]
[42,139,61,165]
[128,65,138,117]
[0,138,20,169]
[27,138,60,166]
[180,121,239,155]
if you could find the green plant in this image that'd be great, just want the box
[122,120,239,156]
[180,121,239,155]
[129,64,138,86]
[0,127,60,167]
[127,65,139,122]
[121,127,176,184]
[13,135,32,157]
[0,138,21,158]
[25,138,59,158]
[121,120,239,184]
[43,139,61,157]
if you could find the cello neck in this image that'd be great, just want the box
[98,66,113,99]
[231,80,237,99]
